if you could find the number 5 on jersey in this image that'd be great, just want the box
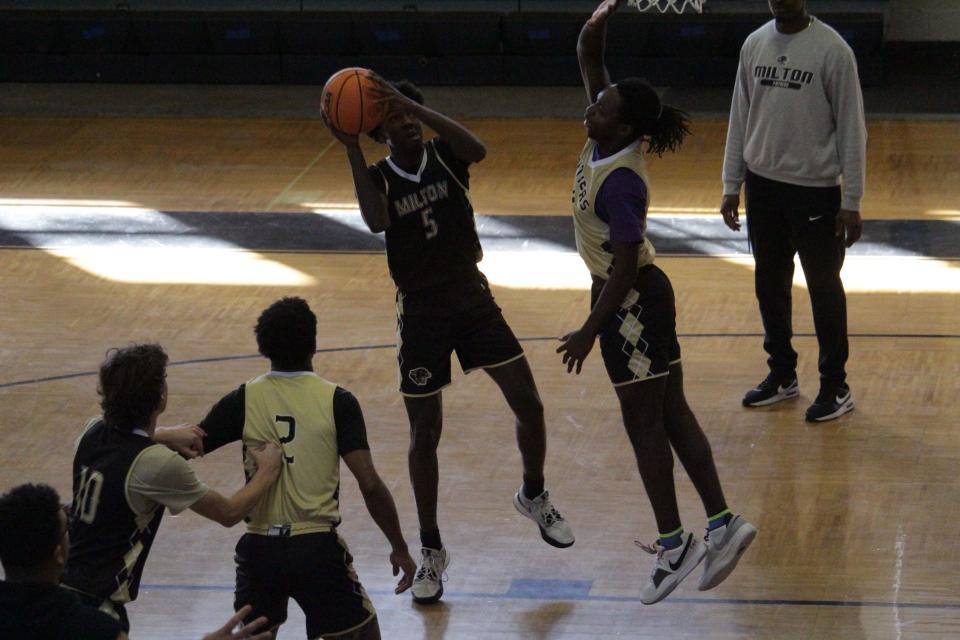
[421,207,438,239]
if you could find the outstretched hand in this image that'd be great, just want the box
[202,606,274,640]
[556,329,596,374]
[391,547,417,594]
[588,0,627,27]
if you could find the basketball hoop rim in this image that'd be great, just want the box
[627,0,705,14]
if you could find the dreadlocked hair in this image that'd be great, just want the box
[616,77,691,157]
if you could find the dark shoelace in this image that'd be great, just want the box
[415,552,444,582]
[541,505,563,526]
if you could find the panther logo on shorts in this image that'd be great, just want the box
[409,367,433,387]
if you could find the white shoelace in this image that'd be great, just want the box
[635,540,669,579]
[634,539,663,557]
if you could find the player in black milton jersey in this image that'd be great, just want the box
[61,344,282,633]
[325,78,575,604]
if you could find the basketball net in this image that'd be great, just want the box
[627,0,705,14]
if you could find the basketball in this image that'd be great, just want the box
[321,67,384,136]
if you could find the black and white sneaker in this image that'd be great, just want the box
[513,490,575,548]
[411,547,449,604]
[742,373,799,407]
[805,384,854,422]
[637,533,706,605]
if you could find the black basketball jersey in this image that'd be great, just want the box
[368,138,483,293]
[0,582,124,640]
[62,419,165,605]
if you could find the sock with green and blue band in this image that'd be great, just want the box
[658,526,684,551]
[707,508,733,531]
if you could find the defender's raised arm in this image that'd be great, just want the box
[577,0,625,103]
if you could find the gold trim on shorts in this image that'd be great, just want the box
[612,369,671,387]
[462,351,525,375]
[400,382,451,398]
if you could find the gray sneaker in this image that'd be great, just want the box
[698,515,757,591]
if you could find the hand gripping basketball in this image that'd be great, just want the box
[321,67,386,136]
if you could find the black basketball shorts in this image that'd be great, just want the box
[396,272,524,396]
[234,531,375,639]
[592,264,682,386]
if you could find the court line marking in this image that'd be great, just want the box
[136,583,960,610]
[1,333,958,390]
[265,138,337,213]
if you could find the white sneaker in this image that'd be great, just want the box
[637,532,706,605]
[513,490,575,548]
[411,547,449,604]
[699,515,757,591]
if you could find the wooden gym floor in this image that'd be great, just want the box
[0,115,958,639]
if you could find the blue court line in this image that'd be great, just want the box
[2,333,959,391]
[137,583,960,611]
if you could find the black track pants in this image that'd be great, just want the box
[745,170,848,391]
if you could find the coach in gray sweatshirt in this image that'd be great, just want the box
[719,0,866,422]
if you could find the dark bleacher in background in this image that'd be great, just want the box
[0,1,886,86]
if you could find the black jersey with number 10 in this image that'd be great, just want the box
[368,138,483,293]
[62,420,165,606]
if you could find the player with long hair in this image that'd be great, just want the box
[558,0,757,604]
